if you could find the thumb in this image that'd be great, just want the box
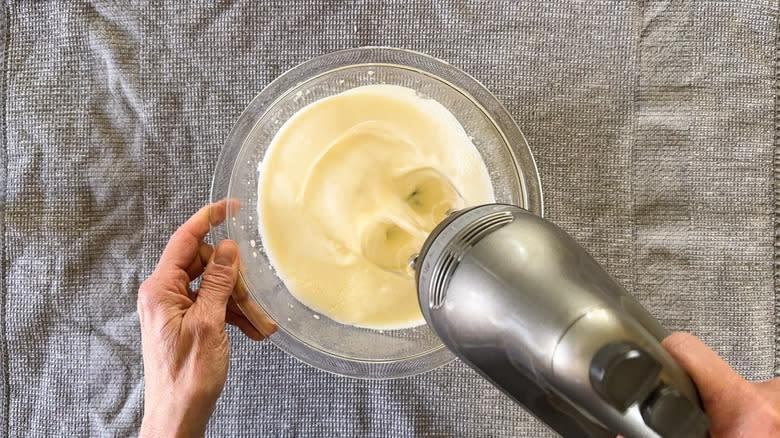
[661,332,749,415]
[195,240,239,325]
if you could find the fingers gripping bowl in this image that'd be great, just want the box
[210,47,543,379]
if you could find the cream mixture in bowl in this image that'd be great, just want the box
[210,47,542,378]
[258,84,495,330]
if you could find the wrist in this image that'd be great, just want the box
[140,394,214,438]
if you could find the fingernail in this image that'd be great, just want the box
[214,241,237,266]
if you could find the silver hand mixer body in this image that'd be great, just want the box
[415,204,709,438]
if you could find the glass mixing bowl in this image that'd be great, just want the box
[210,47,543,379]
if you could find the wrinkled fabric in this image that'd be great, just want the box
[0,1,776,437]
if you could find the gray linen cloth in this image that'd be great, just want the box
[0,1,777,437]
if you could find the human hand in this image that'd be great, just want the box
[138,201,276,437]
[662,332,780,437]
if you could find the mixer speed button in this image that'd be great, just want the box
[589,341,662,412]
[640,385,709,438]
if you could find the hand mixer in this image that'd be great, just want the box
[413,204,710,438]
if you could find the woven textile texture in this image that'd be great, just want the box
[0,1,777,437]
